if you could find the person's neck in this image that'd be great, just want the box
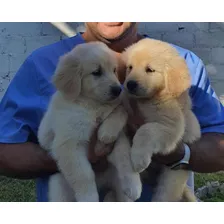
[82,29,143,53]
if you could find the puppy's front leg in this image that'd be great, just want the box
[97,105,128,144]
[52,139,99,202]
[108,131,142,201]
[131,121,185,173]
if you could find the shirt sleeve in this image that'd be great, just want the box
[0,55,43,143]
[190,57,224,134]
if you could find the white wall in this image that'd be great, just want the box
[0,22,223,101]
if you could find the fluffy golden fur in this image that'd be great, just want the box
[37,42,141,202]
[122,38,201,202]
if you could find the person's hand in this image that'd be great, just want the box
[88,124,114,173]
[152,141,185,166]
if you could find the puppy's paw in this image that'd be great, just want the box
[120,173,142,201]
[131,147,152,173]
[98,129,117,144]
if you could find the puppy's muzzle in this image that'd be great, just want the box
[110,85,122,98]
[126,80,138,94]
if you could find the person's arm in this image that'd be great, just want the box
[188,133,224,172]
[152,133,224,173]
[0,142,58,179]
[0,55,60,179]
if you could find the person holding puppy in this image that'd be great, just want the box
[0,22,224,202]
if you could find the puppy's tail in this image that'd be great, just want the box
[181,186,197,202]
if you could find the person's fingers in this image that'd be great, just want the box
[88,121,114,167]
[90,142,113,172]
[88,149,98,164]
[88,126,99,163]
[95,141,114,157]
[152,142,185,165]
[127,112,145,133]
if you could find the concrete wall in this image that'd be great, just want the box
[0,22,224,101]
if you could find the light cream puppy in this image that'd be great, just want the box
[122,38,201,202]
[38,42,141,202]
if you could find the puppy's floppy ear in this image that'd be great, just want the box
[52,52,82,99]
[164,58,191,98]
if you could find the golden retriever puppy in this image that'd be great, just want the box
[122,38,201,202]
[37,42,141,202]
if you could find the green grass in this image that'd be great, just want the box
[0,172,223,202]
[201,191,224,202]
[194,172,224,202]
[0,177,36,202]
[194,172,224,189]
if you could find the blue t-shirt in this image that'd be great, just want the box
[1,33,224,202]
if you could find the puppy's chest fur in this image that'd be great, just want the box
[137,98,182,126]
[50,92,120,142]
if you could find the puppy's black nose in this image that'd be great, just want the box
[127,80,138,93]
[110,85,122,97]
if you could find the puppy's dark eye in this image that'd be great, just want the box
[127,65,132,71]
[145,65,155,73]
[92,67,102,77]
[114,67,117,73]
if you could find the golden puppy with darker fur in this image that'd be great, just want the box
[122,38,201,202]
